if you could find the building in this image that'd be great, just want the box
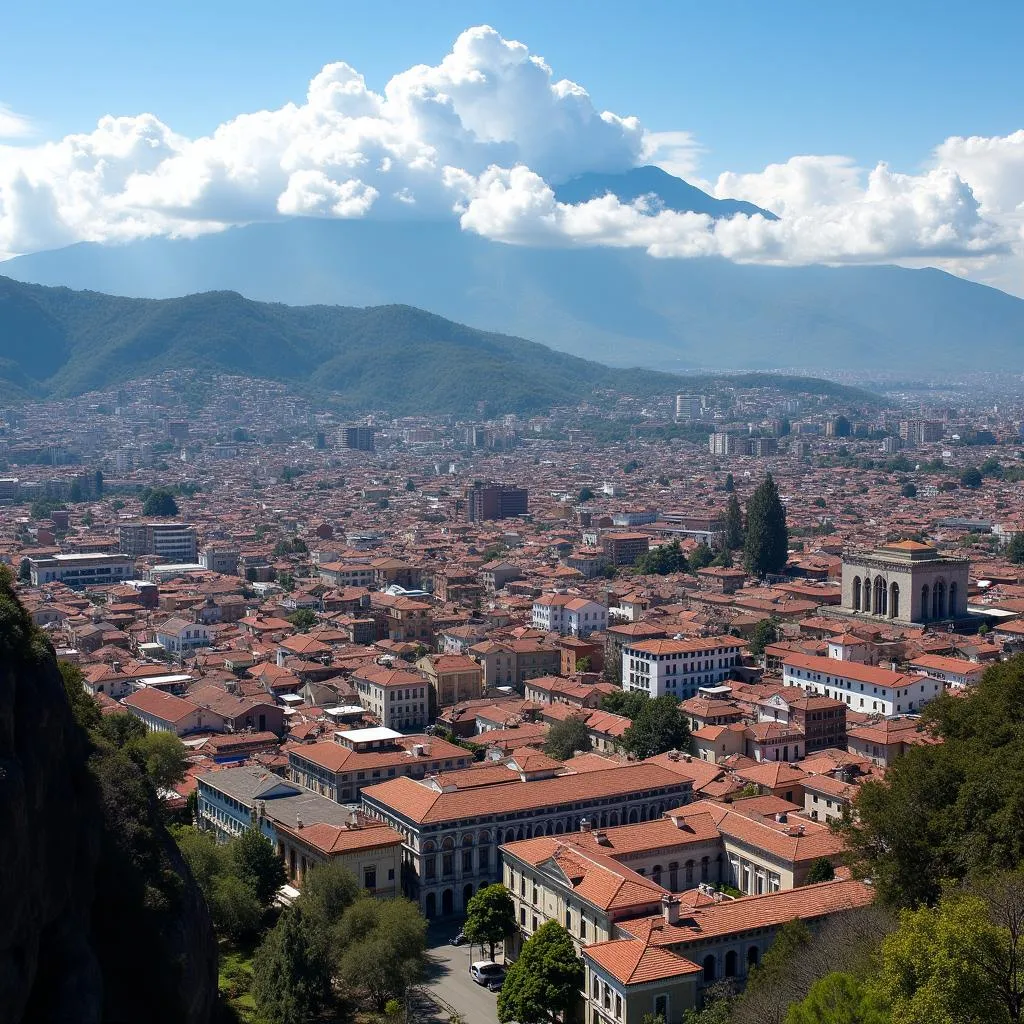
[839,540,970,624]
[340,426,376,452]
[908,654,984,689]
[351,667,429,730]
[153,616,212,654]
[288,729,472,802]
[361,763,695,917]
[416,654,485,708]
[622,637,743,699]
[465,482,529,522]
[119,521,198,563]
[532,593,608,637]
[601,533,651,567]
[469,638,564,688]
[675,394,703,421]
[782,653,943,716]
[898,419,943,446]
[123,688,226,736]
[199,546,240,575]
[28,552,135,589]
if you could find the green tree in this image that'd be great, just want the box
[336,897,427,1010]
[464,884,517,961]
[622,695,691,759]
[544,717,594,761]
[211,873,264,941]
[497,920,584,1024]
[286,608,318,631]
[252,906,330,1024]
[18,557,31,583]
[130,730,189,790]
[141,487,180,516]
[601,689,648,720]
[749,617,781,657]
[744,473,789,576]
[724,493,745,550]
[785,973,888,1024]
[960,466,983,489]
[30,498,65,521]
[231,826,287,907]
[1007,532,1024,565]
[578,487,595,502]
[724,473,735,493]
[94,469,104,495]
[711,547,734,568]
[634,539,688,576]
[900,482,917,499]
[172,825,227,899]
[689,542,715,570]
[296,860,361,957]
[806,857,836,883]
[97,712,148,749]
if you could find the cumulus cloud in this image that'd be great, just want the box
[0,26,1021,278]
[0,104,34,140]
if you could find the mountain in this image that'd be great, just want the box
[553,165,778,219]
[4,216,1022,374]
[0,276,871,413]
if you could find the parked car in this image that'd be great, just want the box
[470,961,506,989]
[450,930,466,946]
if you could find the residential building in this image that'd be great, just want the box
[416,653,484,708]
[154,616,212,654]
[28,552,135,588]
[339,426,376,451]
[119,521,198,563]
[532,593,608,637]
[675,394,703,421]
[908,654,984,689]
[351,666,430,730]
[465,482,529,522]
[199,546,240,575]
[469,638,564,688]
[123,688,226,736]
[601,533,650,567]
[622,637,743,699]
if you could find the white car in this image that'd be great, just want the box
[470,961,506,989]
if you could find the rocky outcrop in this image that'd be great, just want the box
[0,573,218,1024]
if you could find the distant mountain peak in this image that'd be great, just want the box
[552,165,778,220]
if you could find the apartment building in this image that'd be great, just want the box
[119,521,198,563]
[469,637,564,687]
[601,533,650,567]
[416,653,484,708]
[29,552,135,588]
[465,482,529,522]
[532,593,608,637]
[351,665,430,730]
[622,637,743,699]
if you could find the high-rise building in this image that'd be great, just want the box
[339,426,376,452]
[465,482,529,522]
[675,394,703,420]
[119,522,198,563]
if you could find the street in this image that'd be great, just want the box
[420,921,504,1023]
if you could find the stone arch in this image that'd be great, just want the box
[934,580,946,620]
[949,581,958,617]
[609,811,620,827]
[504,829,516,845]
[874,576,887,617]
[463,883,474,910]
[852,576,862,611]
[921,583,930,621]
[442,888,454,916]
[462,833,474,847]
[747,945,760,969]
[703,955,716,982]
[725,950,738,977]
[545,821,554,836]
[425,892,436,918]
[889,581,900,619]
[441,836,455,851]
[628,808,640,824]
[863,576,872,613]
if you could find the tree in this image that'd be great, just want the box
[130,730,188,790]
[287,608,318,631]
[602,688,648,720]
[172,825,227,899]
[211,873,264,941]
[744,473,789,576]
[17,557,30,583]
[231,826,287,907]
[806,857,836,884]
[724,473,735,493]
[1007,532,1024,565]
[724,494,745,550]
[94,469,104,496]
[141,487,179,516]
[634,539,688,576]
[97,712,148,749]
[252,906,330,1024]
[785,973,888,1024]
[960,466,983,489]
[464,884,517,961]
[689,542,715,571]
[622,695,691,759]
[900,482,918,499]
[30,498,65,521]
[544,717,593,761]
[749,617,781,657]
[578,487,595,502]
[336,896,427,1011]
[497,920,584,1024]
[297,860,361,953]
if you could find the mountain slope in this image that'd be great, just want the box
[553,165,778,219]
[0,276,873,412]
[5,216,1022,372]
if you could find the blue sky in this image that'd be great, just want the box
[3,0,1022,179]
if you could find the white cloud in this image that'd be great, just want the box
[0,26,1020,283]
[0,104,34,139]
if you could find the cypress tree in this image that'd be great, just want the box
[744,473,788,575]
[724,494,744,550]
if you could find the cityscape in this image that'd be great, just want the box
[3,6,1024,1024]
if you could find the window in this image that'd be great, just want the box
[364,867,376,890]
[654,995,668,1020]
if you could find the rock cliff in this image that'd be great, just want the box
[0,569,218,1023]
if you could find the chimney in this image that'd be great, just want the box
[296,815,303,830]
[580,818,592,832]
[775,812,788,824]
[348,809,359,829]
[661,894,681,926]
[112,661,122,673]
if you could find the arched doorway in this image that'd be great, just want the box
[725,950,738,977]
[890,581,900,619]
[852,576,862,611]
[425,892,436,918]
[442,889,454,916]
[921,583,930,620]
[703,955,716,982]
[463,884,474,910]
[748,946,760,969]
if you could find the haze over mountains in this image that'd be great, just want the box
[3,167,1023,373]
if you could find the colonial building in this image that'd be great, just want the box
[415,653,484,709]
[622,637,743,699]
[839,540,969,624]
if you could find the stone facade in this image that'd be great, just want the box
[840,540,969,624]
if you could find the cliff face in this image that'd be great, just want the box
[0,575,218,1024]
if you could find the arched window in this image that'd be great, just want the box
[874,576,887,617]
[934,580,946,620]
[921,583,930,621]
[652,864,663,885]
[725,950,738,977]
[703,955,716,982]
[685,860,695,885]
[748,945,760,968]
[890,581,900,619]
[669,862,679,890]
[863,577,872,613]
[701,856,710,881]
[949,581,958,617]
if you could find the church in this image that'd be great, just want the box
[839,540,970,625]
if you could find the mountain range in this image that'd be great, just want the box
[3,166,1022,373]
[0,275,873,414]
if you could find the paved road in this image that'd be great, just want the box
[421,922,504,1023]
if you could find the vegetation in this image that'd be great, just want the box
[959,466,983,489]
[621,694,692,759]
[748,617,782,657]
[286,608,318,631]
[744,473,789,576]
[805,857,836,884]
[273,537,309,556]
[634,539,688,575]
[498,921,584,1024]
[141,486,180,517]
[131,729,190,790]
[601,689,649,720]
[252,905,331,1024]
[463,884,517,961]
[1007,532,1024,565]
[543,716,593,761]
[724,493,745,550]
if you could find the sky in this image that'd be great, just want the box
[1,0,1023,292]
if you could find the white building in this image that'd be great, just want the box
[782,653,943,716]
[622,637,743,700]
[532,594,607,637]
[153,617,212,655]
[29,552,135,589]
